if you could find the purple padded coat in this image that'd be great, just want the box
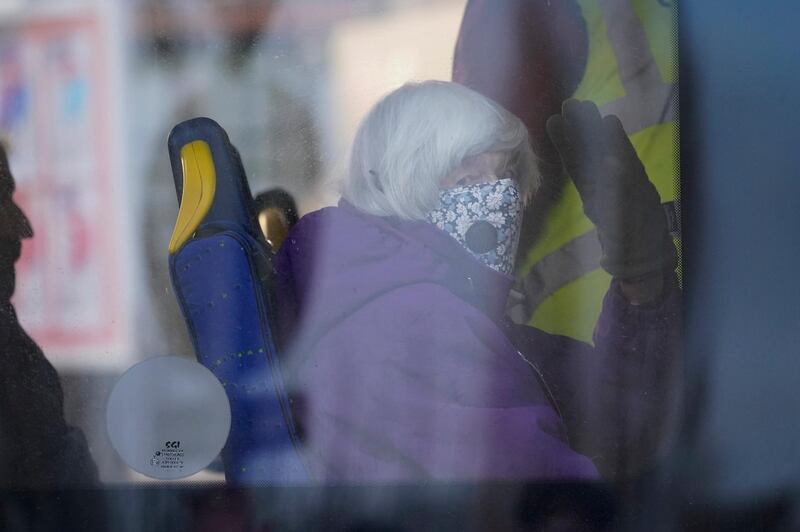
[275,200,680,483]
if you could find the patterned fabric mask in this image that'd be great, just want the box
[427,178,523,275]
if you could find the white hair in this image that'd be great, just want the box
[342,80,539,220]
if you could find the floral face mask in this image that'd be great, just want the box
[427,178,523,275]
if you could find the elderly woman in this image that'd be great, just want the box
[276,81,680,482]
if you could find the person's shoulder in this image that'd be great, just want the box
[362,282,483,321]
[286,205,340,235]
[281,204,371,253]
[344,281,511,355]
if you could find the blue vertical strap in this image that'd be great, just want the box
[167,117,308,484]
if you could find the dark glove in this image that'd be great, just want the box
[546,99,675,280]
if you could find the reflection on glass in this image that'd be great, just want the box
[1,0,680,510]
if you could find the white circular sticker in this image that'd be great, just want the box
[106,356,231,480]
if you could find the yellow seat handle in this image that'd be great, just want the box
[168,141,217,254]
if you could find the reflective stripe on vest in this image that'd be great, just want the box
[515,0,679,342]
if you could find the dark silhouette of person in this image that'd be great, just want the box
[0,143,98,487]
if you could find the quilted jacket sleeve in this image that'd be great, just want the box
[509,271,682,479]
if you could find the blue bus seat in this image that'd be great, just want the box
[166,117,307,485]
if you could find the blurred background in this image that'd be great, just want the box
[0,0,466,482]
[3,1,800,529]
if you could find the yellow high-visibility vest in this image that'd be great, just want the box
[517,0,679,343]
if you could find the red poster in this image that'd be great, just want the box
[1,14,129,368]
